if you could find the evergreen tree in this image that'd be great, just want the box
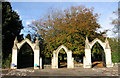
[2,2,23,64]
[26,34,31,40]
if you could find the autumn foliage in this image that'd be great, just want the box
[29,6,106,57]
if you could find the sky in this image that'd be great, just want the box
[8,0,120,2]
[10,2,118,37]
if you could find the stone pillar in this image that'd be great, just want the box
[55,54,58,68]
[83,37,91,68]
[83,56,86,68]
[105,38,113,67]
[52,52,55,68]
[34,37,40,69]
[11,37,18,69]
[105,49,113,67]
[11,48,18,69]
[67,51,74,68]
[40,57,42,69]
[34,49,40,69]
[52,57,54,68]
[72,57,74,68]
[52,51,58,68]
[84,49,91,68]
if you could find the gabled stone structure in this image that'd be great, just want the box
[52,45,74,68]
[83,37,113,68]
[11,37,42,69]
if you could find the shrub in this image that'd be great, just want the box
[2,54,11,69]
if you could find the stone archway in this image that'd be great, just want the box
[17,42,34,69]
[11,37,42,69]
[91,42,106,68]
[83,37,113,68]
[52,45,74,68]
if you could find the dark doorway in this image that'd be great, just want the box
[58,49,67,68]
[91,42,106,68]
[17,43,34,69]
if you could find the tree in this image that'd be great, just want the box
[2,2,23,68]
[17,34,24,42]
[0,1,2,56]
[108,38,119,63]
[29,6,107,58]
[111,9,120,36]
[26,34,31,40]
[111,9,120,63]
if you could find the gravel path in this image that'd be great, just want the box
[1,65,119,77]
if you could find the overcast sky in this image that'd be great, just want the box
[10,1,118,37]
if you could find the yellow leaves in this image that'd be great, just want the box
[30,5,106,57]
[67,35,71,40]
[68,43,72,45]
[74,40,79,44]
[73,51,79,54]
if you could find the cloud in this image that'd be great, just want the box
[26,21,31,26]
[24,19,35,27]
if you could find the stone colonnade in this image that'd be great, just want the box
[11,37,113,69]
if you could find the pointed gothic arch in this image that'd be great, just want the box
[55,45,69,55]
[17,42,34,69]
[17,38,35,51]
[91,42,106,67]
[52,45,74,68]
[83,37,113,68]
[11,37,42,69]
[90,38,105,50]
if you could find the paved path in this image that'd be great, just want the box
[2,65,119,76]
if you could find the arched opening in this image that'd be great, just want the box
[17,42,34,69]
[91,42,106,68]
[58,48,67,68]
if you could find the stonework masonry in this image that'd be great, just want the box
[83,37,113,68]
[11,37,42,69]
[11,37,113,69]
